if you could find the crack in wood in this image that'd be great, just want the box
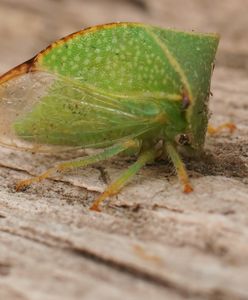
[0,227,246,300]
[0,228,201,298]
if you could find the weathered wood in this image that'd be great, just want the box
[0,1,248,300]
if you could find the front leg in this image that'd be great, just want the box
[165,142,193,193]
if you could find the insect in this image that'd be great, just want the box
[0,22,220,211]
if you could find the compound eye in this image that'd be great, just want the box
[175,133,192,146]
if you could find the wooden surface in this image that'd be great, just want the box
[0,1,248,299]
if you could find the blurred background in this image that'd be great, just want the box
[1,3,248,299]
[0,0,247,74]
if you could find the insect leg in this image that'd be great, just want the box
[207,123,236,135]
[165,143,193,193]
[90,148,156,212]
[15,139,140,191]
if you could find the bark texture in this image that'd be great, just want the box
[0,1,248,299]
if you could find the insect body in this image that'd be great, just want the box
[0,23,219,211]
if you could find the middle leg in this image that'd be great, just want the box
[90,148,156,211]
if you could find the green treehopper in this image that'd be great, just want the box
[0,22,220,211]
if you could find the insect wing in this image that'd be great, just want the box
[0,70,165,149]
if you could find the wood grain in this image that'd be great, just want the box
[0,1,248,299]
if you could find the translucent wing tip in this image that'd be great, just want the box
[0,71,56,150]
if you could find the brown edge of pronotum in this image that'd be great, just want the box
[0,57,36,85]
[0,21,219,86]
[0,22,140,85]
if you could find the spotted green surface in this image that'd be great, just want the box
[13,23,219,150]
[41,25,182,94]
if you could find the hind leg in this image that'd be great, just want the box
[15,139,140,191]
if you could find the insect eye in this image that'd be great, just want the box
[175,134,192,146]
[181,89,190,109]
